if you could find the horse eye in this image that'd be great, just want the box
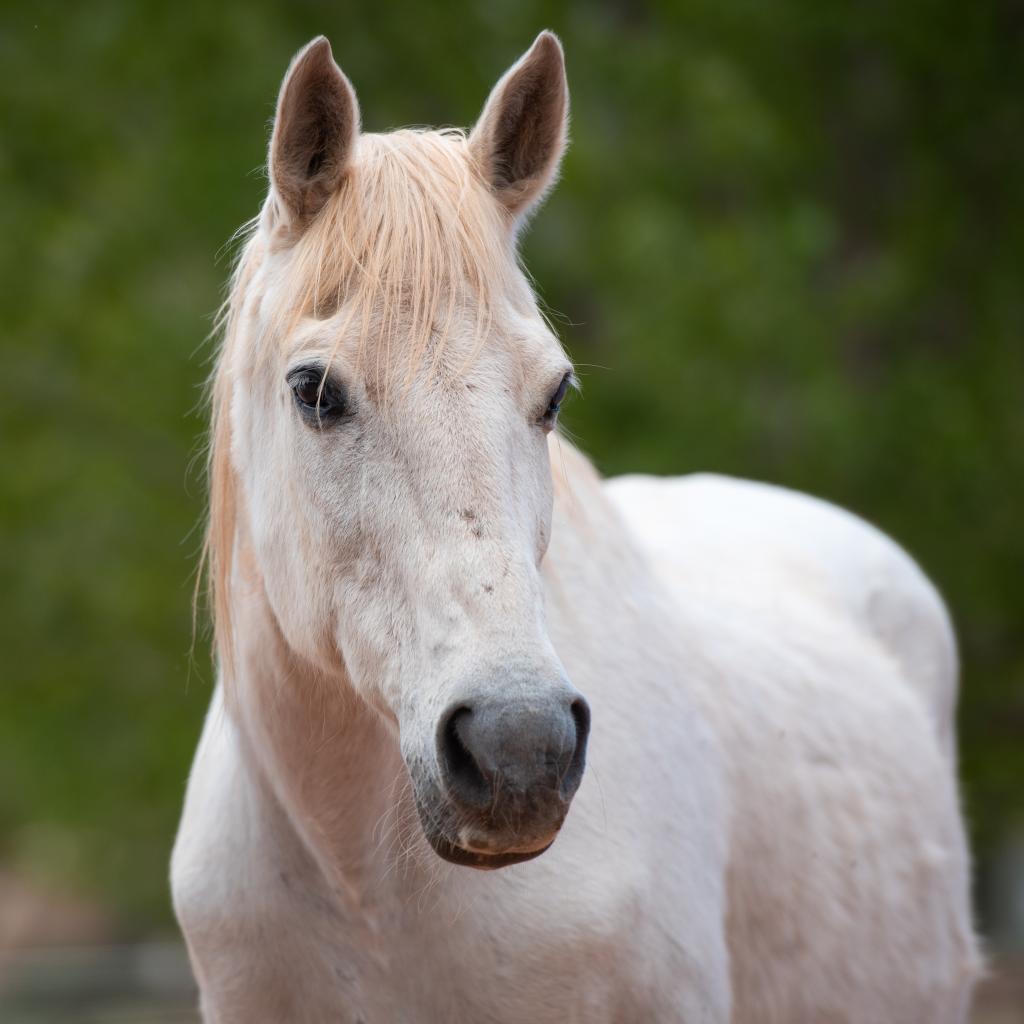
[286,366,348,424]
[541,372,573,429]
[293,377,321,406]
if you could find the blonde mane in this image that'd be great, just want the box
[202,129,525,672]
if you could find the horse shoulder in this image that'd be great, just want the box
[705,612,979,1021]
[603,471,959,760]
[601,471,980,1017]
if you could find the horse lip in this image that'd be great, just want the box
[408,776,563,869]
[427,831,554,870]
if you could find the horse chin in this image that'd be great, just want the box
[408,779,563,870]
[426,831,554,871]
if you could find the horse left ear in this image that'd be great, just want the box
[269,36,360,230]
[470,31,569,225]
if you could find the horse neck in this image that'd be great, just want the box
[224,536,415,894]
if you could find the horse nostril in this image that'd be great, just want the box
[562,696,591,799]
[440,706,491,808]
[570,697,591,747]
[437,688,591,812]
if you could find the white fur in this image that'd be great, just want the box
[605,473,961,763]
[172,33,980,1023]
[173,447,979,1022]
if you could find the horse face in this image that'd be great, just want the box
[229,34,589,867]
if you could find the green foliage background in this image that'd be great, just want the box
[1,1,1021,933]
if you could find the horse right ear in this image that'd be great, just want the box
[269,37,360,230]
[470,31,569,226]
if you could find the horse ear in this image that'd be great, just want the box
[269,37,359,228]
[470,31,569,224]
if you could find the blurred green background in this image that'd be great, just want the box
[1,0,1021,949]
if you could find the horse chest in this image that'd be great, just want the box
[315,892,633,1024]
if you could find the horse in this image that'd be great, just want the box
[171,31,980,1023]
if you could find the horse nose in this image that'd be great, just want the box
[438,688,591,812]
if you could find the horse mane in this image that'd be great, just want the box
[201,129,523,674]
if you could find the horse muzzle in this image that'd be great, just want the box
[414,681,590,869]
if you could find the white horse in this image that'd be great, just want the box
[171,32,981,1023]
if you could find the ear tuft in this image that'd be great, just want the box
[269,36,360,228]
[470,31,569,224]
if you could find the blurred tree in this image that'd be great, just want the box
[1,0,1020,930]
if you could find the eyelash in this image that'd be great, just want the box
[541,372,574,428]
